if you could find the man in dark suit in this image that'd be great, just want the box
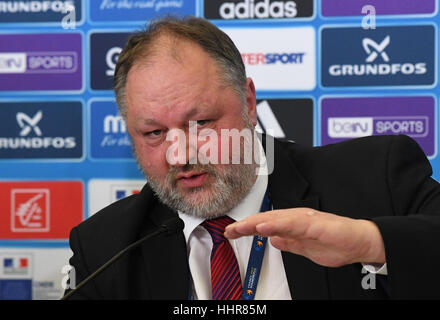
[64,17,440,299]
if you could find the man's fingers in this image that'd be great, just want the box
[225,209,313,239]
[255,217,307,238]
[224,211,274,239]
[224,220,255,239]
[270,236,304,256]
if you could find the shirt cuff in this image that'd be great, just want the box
[362,263,388,275]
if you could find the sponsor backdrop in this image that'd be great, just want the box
[0,0,438,299]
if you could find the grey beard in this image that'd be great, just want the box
[145,161,257,219]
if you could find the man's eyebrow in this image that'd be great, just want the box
[183,106,204,119]
[137,105,210,126]
[138,118,161,126]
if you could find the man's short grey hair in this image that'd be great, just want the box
[113,16,247,118]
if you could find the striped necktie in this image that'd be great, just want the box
[202,216,242,300]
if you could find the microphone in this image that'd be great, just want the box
[61,217,184,300]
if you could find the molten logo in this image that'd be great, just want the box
[103,114,126,134]
[11,189,50,232]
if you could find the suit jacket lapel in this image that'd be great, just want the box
[139,193,190,300]
[267,139,330,299]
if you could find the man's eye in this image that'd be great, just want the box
[196,120,209,126]
[145,130,162,137]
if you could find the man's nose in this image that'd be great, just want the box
[165,128,198,166]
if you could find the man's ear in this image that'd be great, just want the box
[245,77,257,126]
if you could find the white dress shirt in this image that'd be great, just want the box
[178,172,292,300]
[178,140,387,299]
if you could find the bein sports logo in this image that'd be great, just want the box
[11,189,50,232]
[328,116,429,139]
[242,52,305,65]
[0,51,77,74]
[329,35,427,77]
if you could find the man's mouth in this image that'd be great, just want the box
[176,171,209,188]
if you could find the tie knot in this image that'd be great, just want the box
[202,216,235,245]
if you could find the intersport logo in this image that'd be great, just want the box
[242,52,305,65]
[204,0,313,20]
[222,27,315,90]
[322,26,435,87]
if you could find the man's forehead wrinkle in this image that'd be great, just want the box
[134,34,185,71]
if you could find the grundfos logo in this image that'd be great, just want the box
[0,110,76,150]
[328,35,427,77]
[0,1,82,24]
[321,26,435,87]
[17,111,43,137]
[0,101,83,159]
[204,0,313,20]
[0,1,75,13]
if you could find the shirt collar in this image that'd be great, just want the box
[178,166,268,244]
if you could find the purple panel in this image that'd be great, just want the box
[322,0,435,16]
[321,96,435,156]
[0,33,82,91]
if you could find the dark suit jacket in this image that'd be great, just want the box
[65,135,440,299]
